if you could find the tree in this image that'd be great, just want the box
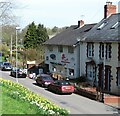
[0,0,17,25]
[23,22,49,49]
[36,24,49,47]
[23,22,37,49]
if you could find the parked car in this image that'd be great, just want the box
[10,67,27,78]
[36,74,54,87]
[0,62,12,71]
[48,80,74,94]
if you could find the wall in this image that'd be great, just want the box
[44,44,80,78]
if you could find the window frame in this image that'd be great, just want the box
[106,43,111,60]
[69,68,74,76]
[100,43,104,59]
[87,43,93,58]
[117,68,120,87]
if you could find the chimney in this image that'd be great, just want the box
[104,1,116,18]
[78,20,84,28]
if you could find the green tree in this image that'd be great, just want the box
[23,22,49,49]
[23,22,37,49]
[36,24,49,47]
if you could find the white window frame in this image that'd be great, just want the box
[97,22,108,30]
[111,22,119,29]
[118,69,120,87]
[106,44,111,59]
[100,43,104,59]
[88,43,93,58]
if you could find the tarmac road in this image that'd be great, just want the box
[0,70,119,114]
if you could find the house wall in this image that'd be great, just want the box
[81,42,120,95]
[44,44,80,79]
[110,43,120,94]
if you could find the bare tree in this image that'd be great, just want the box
[0,0,17,25]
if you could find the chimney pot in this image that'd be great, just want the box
[78,20,84,28]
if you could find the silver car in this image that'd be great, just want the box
[0,62,12,71]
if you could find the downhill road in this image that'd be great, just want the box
[0,71,119,114]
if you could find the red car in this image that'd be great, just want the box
[48,80,74,94]
[36,74,54,87]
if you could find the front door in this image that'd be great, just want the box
[104,66,111,91]
[98,64,104,90]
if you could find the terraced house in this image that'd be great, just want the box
[44,1,120,95]
[80,2,120,95]
[44,21,95,79]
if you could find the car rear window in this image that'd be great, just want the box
[42,76,52,80]
[60,81,70,85]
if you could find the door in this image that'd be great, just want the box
[105,66,111,91]
[98,64,104,90]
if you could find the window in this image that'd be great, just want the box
[58,46,63,53]
[69,69,74,76]
[87,65,93,80]
[87,43,94,58]
[52,67,56,72]
[111,22,119,29]
[46,56,49,60]
[97,22,108,30]
[117,68,120,86]
[100,43,104,59]
[118,43,120,61]
[68,46,74,53]
[106,43,111,59]
[48,45,53,52]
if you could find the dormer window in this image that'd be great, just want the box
[111,22,119,29]
[97,22,108,30]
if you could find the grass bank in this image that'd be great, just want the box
[0,78,69,115]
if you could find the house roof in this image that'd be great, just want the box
[44,24,96,46]
[82,13,120,42]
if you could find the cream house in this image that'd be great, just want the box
[44,21,95,79]
[80,2,120,95]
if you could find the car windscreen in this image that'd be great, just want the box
[4,63,11,66]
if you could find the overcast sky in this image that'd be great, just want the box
[13,0,120,29]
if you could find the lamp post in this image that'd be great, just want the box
[16,26,20,83]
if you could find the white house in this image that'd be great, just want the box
[44,21,95,79]
[80,2,120,95]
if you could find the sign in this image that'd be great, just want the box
[50,54,56,60]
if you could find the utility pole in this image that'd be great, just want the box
[10,34,12,64]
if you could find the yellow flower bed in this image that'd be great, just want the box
[0,78,69,115]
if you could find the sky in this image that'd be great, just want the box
[12,0,120,29]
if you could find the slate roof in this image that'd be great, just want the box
[44,24,96,46]
[82,13,120,42]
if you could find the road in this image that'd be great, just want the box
[0,71,119,114]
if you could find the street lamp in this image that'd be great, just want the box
[16,26,20,83]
